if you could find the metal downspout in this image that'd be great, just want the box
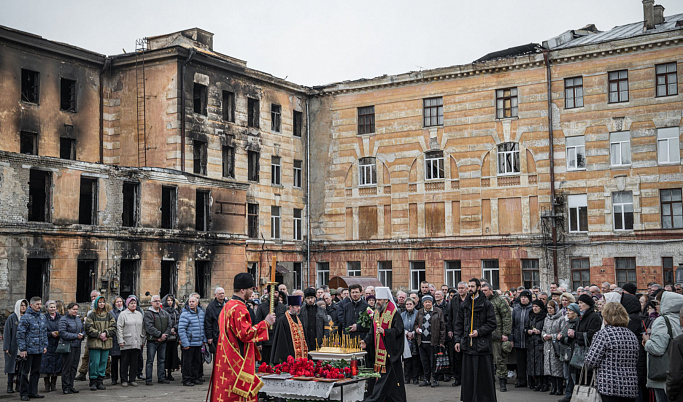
[180,49,196,172]
[543,48,559,284]
[306,99,311,288]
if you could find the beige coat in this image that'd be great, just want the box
[116,309,146,350]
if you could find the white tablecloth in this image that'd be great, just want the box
[260,377,365,401]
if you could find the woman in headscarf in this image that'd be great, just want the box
[40,300,62,392]
[3,299,28,393]
[109,296,125,385]
[161,294,181,381]
[117,295,145,387]
[525,299,547,391]
[542,300,564,395]
[84,295,117,391]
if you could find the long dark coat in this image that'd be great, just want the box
[363,304,406,402]
[525,309,546,376]
[40,312,63,375]
[3,312,21,374]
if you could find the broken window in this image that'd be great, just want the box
[423,97,443,127]
[193,83,207,115]
[20,131,38,155]
[76,260,97,303]
[293,110,303,137]
[26,258,49,300]
[120,259,138,296]
[222,146,234,178]
[497,143,520,175]
[294,208,302,241]
[247,98,260,128]
[193,140,207,175]
[222,91,235,122]
[248,150,260,182]
[271,206,281,239]
[496,88,518,118]
[196,190,210,231]
[60,78,77,112]
[195,261,211,298]
[60,137,76,160]
[21,69,39,104]
[248,203,259,238]
[79,177,98,225]
[271,156,281,186]
[160,186,177,229]
[160,260,177,298]
[293,159,302,188]
[358,106,375,134]
[271,104,281,132]
[122,182,139,227]
[28,169,51,222]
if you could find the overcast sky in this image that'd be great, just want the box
[3,0,682,86]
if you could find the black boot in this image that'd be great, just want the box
[549,377,556,395]
[89,379,98,391]
[499,378,507,392]
[540,377,550,393]
[96,377,106,390]
[51,376,58,392]
[556,378,564,396]
[6,375,14,394]
[44,377,51,392]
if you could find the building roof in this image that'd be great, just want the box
[474,43,542,63]
[546,12,683,50]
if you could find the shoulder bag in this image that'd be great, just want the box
[647,316,674,381]
[570,333,589,369]
[570,365,602,402]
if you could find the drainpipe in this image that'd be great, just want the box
[306,98,311,288]
[543,48,559,284]
[99,58,111,164]
[180,49,196,172]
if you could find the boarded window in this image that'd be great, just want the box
[79,177,98,225]
[28,169,51,222]
[425,202,445,236]
[358,205,378,239]
[498,198,522,234]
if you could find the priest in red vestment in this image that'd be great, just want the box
[210,273,275,402]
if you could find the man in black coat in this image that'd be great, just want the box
[254,290,287,363]
[454,278,497,402]
[299,288,327,351]
[204,287,225,356]
[448,281,467,386]
[339,284,369,339]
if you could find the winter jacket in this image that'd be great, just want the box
[161,295,180,333]
[448,295,467,334]
[558,316,578,362]
[401,309,418,337]
[3,299,27,374]
[525,308,546,376]
[84,304,117,350]
[542,310,564,377]
[487,291,512,342]
[511,302,532,348]
[203,297,225,343]
[575,308,602,347]
[435,300,450,339]
[667,333,683,402]
[644,291,683,389]
[621,293,647,385]
[17,307,48,354]
[454,293,497,355]
[58,313,84,347]
[339,298,370,337]
[144,306,171,342]
[116,308,146,350]
[178,305,206,347]
[415,306,446,346]
[585,325,639,398]
[109,306,125,356]
[40,312,63,374]
[326,303,338,326]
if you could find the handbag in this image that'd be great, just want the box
[402,333,411,359]
[647,316,674,381]
[201,344,212,364]
[434,346,450,374]
[570,365,602,402]
[570,333,589,369]
[56,338,71,354]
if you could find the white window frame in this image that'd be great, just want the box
[613,191,634,231]
[657,127,680,165]
[271,206,281,239]
[482,259,500,290]
[410,261,426,292]
[497,142,520,175]
[568,194,588,233]
[359,157,377,186]
[610,131,631,167]
[347,261,361,277]
[293,160,303,188]
[566,136,586,171]
[444,260,461,289]
[425,151,445,180]
[316,262,329,287]
[378,261,392,288]
[271,156,281,186]
[293,208,302,241]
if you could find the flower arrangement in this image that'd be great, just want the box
[258,356,351,379]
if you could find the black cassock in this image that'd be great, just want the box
[269,312,303,365]
[363,308,407,402]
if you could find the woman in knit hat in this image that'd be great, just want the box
[525,299,547,391]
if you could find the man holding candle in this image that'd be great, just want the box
[454,278,498,402]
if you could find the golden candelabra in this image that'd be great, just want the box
[315,332,362,353]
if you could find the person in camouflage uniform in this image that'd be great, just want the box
[482,283,512,392]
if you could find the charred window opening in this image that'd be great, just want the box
[20,131,38,155]
[79,177,98,225]
[60,78,77,112]
[60,137,76,160]
[161,186,177,229]
[248,150,260,182]
[21,69,39,104]
[76,260,97,303]
[248,203,259,238]
[193,83,207,115]
[271,206,281,239]
[28,169,51,222]
[160,260,177,298]
[293,110,303,137]
[120,259,138,296]
[247,98,260,128]
[222,91,235,122]
[122,182,140,227]
[195,190,210,231]
[293,159,302,188]
[271,104,281,132]
[195,261,211,298]
[222,146,235,178]
[294,208,302,241]
[193,140,207,175]
[26,258,49,300]
[271,156,281,185]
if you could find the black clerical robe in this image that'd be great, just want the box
[269,312,307,365]
[363,305,407,402]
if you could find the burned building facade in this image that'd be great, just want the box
[0,3,682,309]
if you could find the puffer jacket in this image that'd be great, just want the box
[17,306,48,354]
[84,298,117,350]
[454,293,497,355]
[644,291,683,389]
[178,304,206,347]
[58,313,84,347]
[116,308,146,350]
[511,302,532,348]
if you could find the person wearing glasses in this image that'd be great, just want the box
[143,295,172,386]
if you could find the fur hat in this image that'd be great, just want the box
[304,287,317,298]
[233,273,254,290]
[578,293,595,307]
[622,283,637,295]
[287,295,302,306]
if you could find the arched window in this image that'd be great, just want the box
[359,157,377,186]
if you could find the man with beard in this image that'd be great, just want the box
[482,283,511,392]
[454,278,497,402]
[254,290,287,363]
[448,281,468,386]
[299,288,326,352]
[270,295,308,365]
[361,287,406,402]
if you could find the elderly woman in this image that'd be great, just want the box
[511,290,533,388]
[58,302,84,394]
[162,294,180,381]
[109,296,125,385]
[40,300,62,392]
[117,296,145,387]
[585,302,639,402]
[525,299,547,391]
[401,298,419,384]
[542,300,564,395]
[4,299,28,393]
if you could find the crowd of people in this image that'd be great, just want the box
[3,278,683,402]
